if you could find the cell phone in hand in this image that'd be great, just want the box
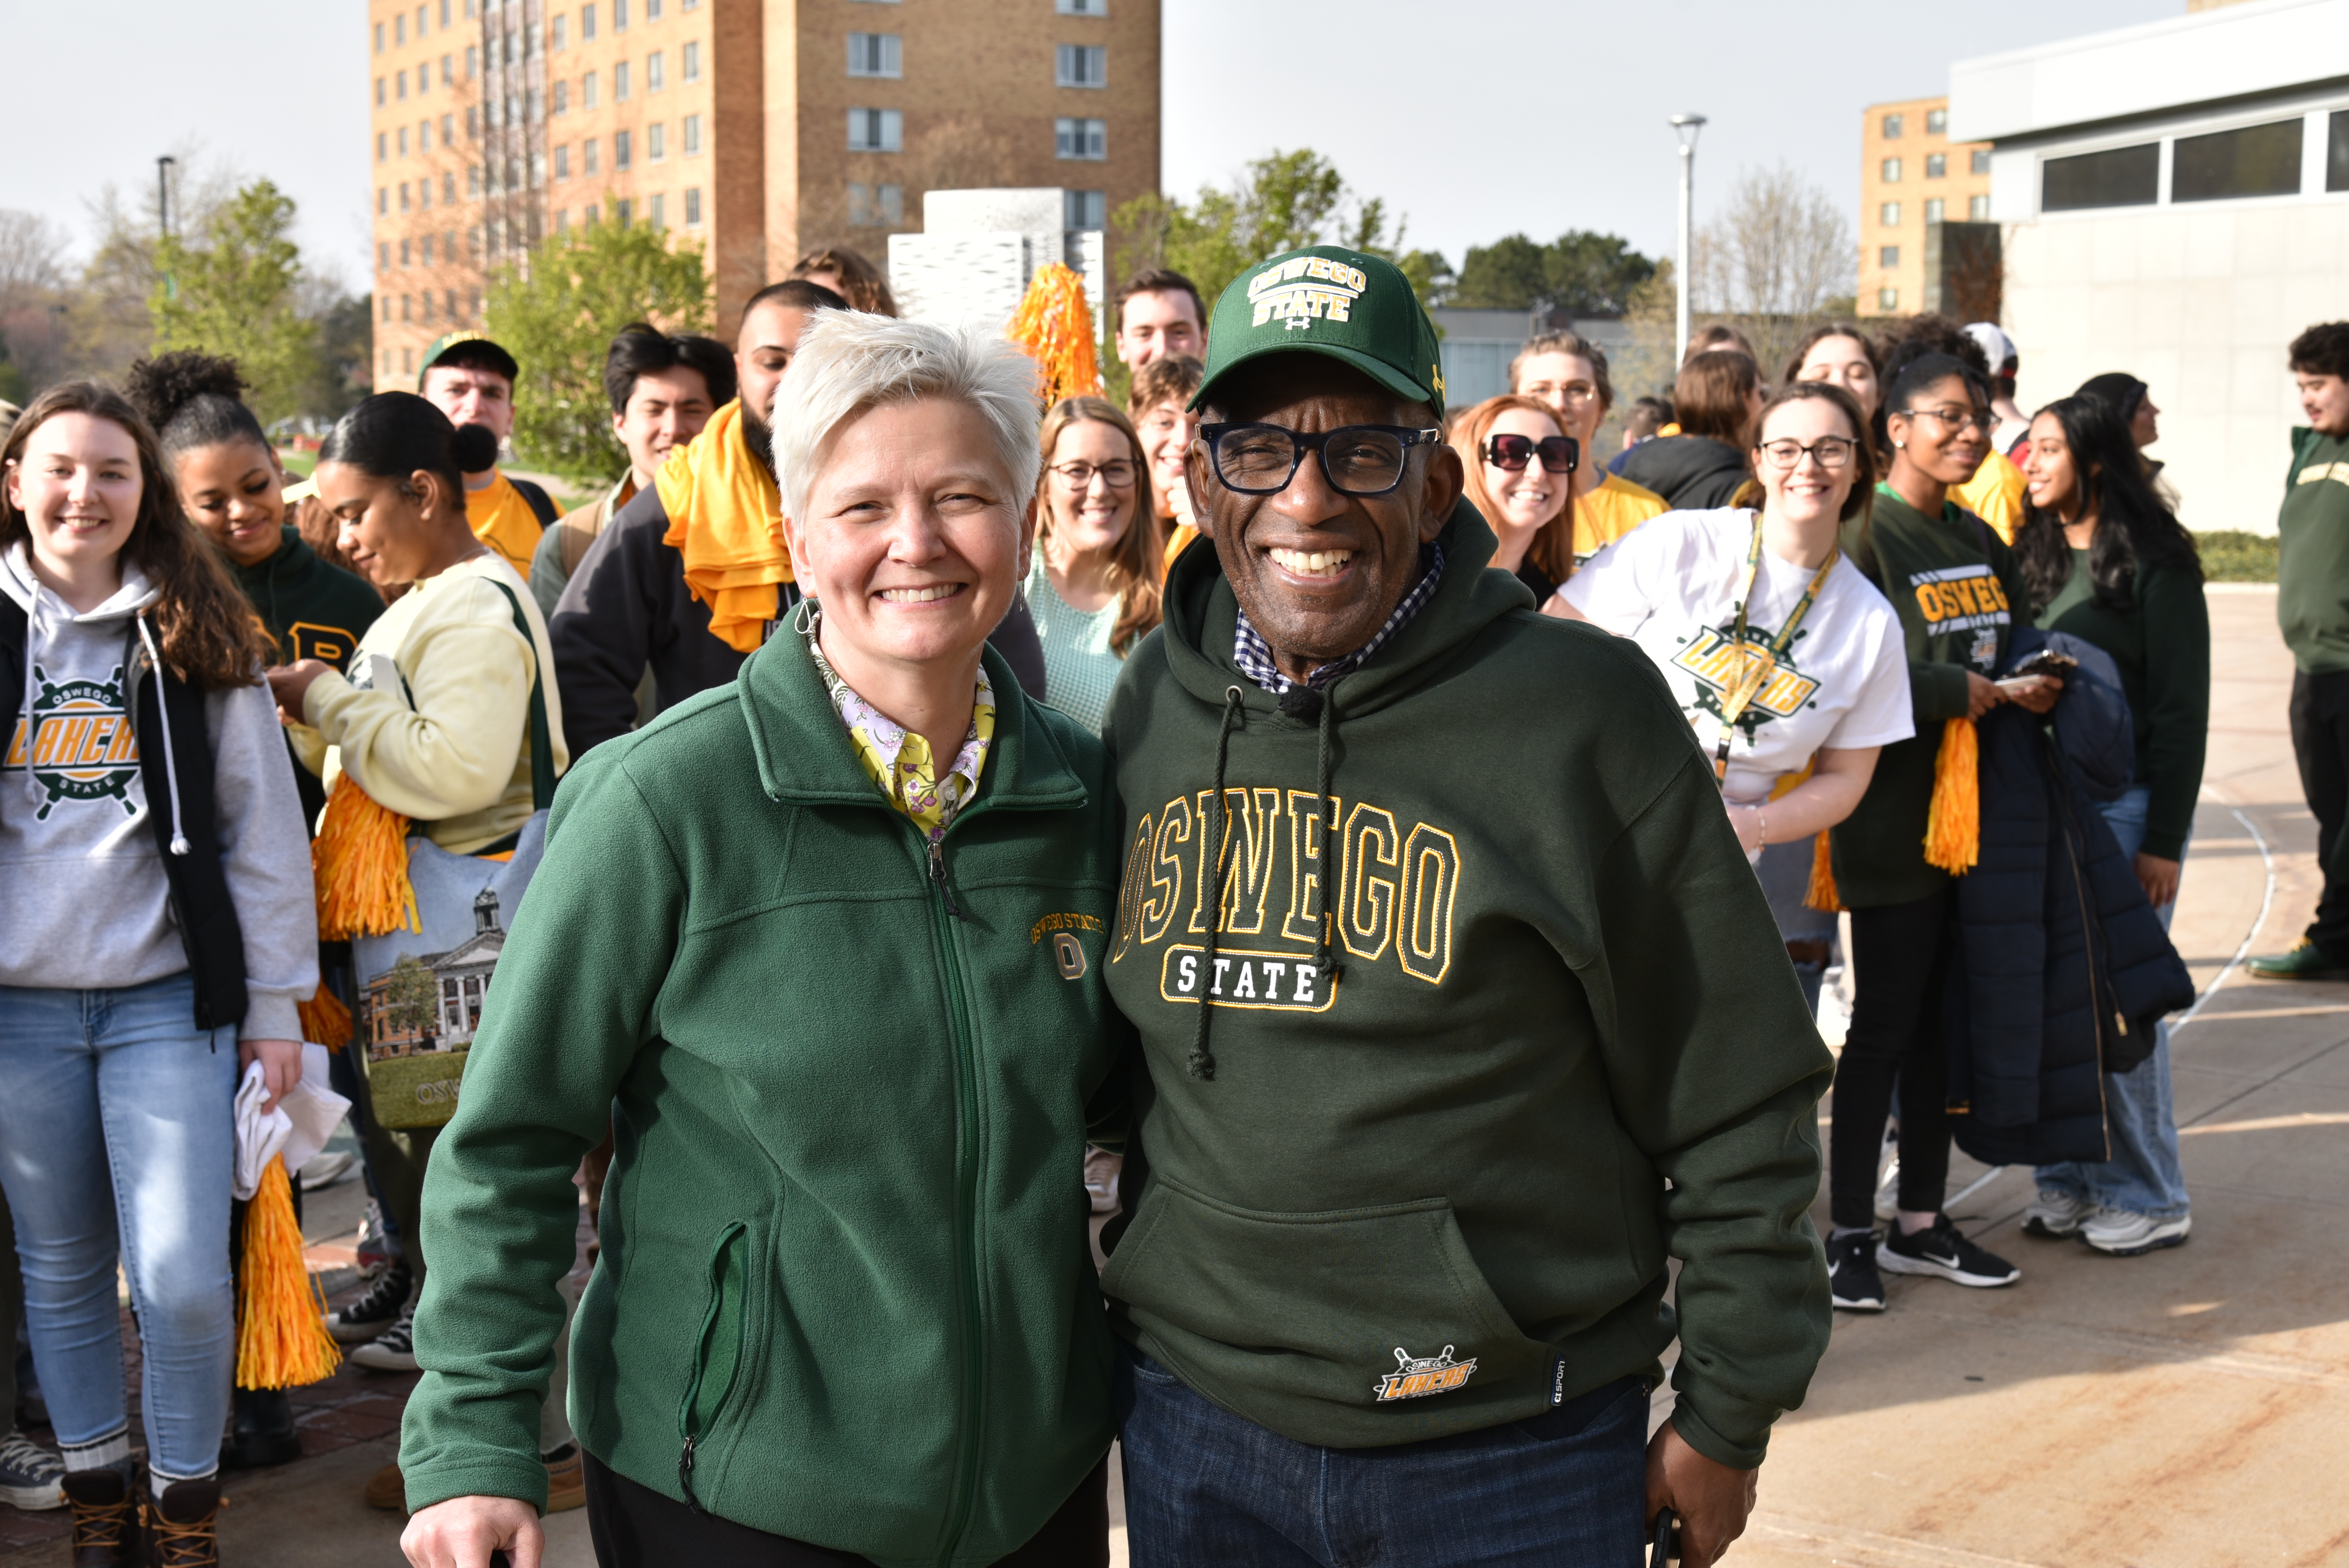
[1652,1506,1681,1567]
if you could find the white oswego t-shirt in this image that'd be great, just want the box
[1561,508,1914,805]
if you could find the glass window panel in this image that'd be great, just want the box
[2041,143,2158,211]
[2172,118,2303,202]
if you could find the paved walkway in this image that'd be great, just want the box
[1735,585,2349,1568]
[2,587,2328,1566]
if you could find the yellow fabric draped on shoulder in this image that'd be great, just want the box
[656,399,793,653]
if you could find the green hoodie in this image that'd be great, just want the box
[399,629,1126,1567]
[1097,502,1833,1469]
[230,525,385,671]
[2279,426,2349,675]
[1828,487,2025,909]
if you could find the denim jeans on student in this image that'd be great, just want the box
[0,975,239,1480]
[1756,837,1836,1016]
[2035,785,2192,1221]
[1116,1340,1649,1568]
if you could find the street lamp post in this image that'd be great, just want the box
[155,155,176,240]
[1668,115,1706,367]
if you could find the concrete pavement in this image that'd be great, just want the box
[1731,584,2349,1568]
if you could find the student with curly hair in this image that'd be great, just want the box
[1,383,317,1562]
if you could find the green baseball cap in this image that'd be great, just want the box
[418,330,519,389]
[1191,245,1446,418]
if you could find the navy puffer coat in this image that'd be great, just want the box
[1943,632,2196,1167]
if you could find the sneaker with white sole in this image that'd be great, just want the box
[1877,1214,2021,1288]
[2080,1208,2191,1257]
[298,1150,358,1192]
[0,1429,65,1511]
[349,1305,418,1372]
[324,1260,412,1345]
[1826,1230,1886,1312]
[2022,1189,2097,1238]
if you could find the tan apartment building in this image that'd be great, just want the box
[1858,96,1993,317]
[368,0,1161,390]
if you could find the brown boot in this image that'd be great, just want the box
[61,1467,142,1567]
[141,1477,220,1568]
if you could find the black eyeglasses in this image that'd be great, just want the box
[1199,422,1446,497]
[1483,433,1579,474]
[1757,436,1857,471]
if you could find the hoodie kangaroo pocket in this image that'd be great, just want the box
[1101,1172,1553,1423]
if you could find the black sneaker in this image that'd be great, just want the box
[325,1259,412,1345]
[1827,1230,1886,1312]
[349,1305,419,1372]
[1877,1214,2021,1288]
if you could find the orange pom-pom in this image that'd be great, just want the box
[237,1156,342,1390]
[296,984,353,1051]
[1805,830,1843,912]
[1008,263,1103,407]
[1922,717,1980,874]
[313,774,417,939]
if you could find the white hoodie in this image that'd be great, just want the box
[1,545,317,1041]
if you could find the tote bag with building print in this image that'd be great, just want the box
[353,581,555,1130]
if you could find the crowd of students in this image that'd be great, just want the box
[1,228,2340,1566]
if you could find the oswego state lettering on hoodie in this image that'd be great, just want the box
[1112,786,1460,1008]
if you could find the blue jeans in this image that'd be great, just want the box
[2035,786,2192,1221]
[0,975,238,1479]
[1116,1340,1649,1567]
[1756,838,1835,1016]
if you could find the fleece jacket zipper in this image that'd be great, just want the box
[925,824,986,1566]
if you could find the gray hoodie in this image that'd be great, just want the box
[2,545,317,1041]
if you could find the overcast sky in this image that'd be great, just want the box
[1,0,2177,293]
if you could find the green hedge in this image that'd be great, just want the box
[2196,530,2279,583]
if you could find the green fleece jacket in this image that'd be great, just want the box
[230,526,383,670]
[399,629,1126,1567]
[1829,487,2025,909]
[1097,501,1834,1468]
[2279,428,2349,675]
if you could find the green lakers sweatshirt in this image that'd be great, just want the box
[1097,502,1834,1468]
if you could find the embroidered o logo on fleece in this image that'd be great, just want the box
[3,665,139,820]
[1032,912,1103,981]
[1249,256,1369,332]
[1374,1344,1477,1402]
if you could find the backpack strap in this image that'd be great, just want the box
[510,478,562,531]
[483,579,558,811]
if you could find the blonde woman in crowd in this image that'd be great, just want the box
[1510,331,1666,564]
[1450,394,1580,604]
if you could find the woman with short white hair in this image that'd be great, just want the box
[398,314,1125,1568]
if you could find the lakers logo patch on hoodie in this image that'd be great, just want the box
[4,665,138,820]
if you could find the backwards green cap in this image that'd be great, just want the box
[1191,244,1445,419]
[418,330,519,390]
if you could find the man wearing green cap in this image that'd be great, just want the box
[1098,246,1833,1567]
[418,331,563,576]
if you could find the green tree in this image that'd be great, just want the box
[485,208,713,484]
[1110,150,1450,324]
[301,289,376,426]
[1450,234,1551,309]
[1450,231,1657,315]
[150,180,315,426]
[381,954,440,1045]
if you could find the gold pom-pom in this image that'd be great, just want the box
[296,984,353,1051]
[1923,718,1980,875]
[313,774,417,939]
[1008,263,1103,408]
[237,1156,343,1390]
[1805,831,1844,912]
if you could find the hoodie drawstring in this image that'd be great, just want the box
[1278,683,1347,985]
[1187,684,1246,1081]
[134,615,191,856]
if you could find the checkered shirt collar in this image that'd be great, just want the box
[1231,542,1446,695]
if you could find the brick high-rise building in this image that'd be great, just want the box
[1858,96,1993,318]
[367,0,1162,390]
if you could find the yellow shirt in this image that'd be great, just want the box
[466,472,556,577]
[1573,473,1669,563]
[294,554,569,855]
[1163,523,1201,572]
[1952,450,2026,545]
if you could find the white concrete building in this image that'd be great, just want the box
[1951,0,2349,532]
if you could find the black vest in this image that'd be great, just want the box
[2,597,250,1030]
